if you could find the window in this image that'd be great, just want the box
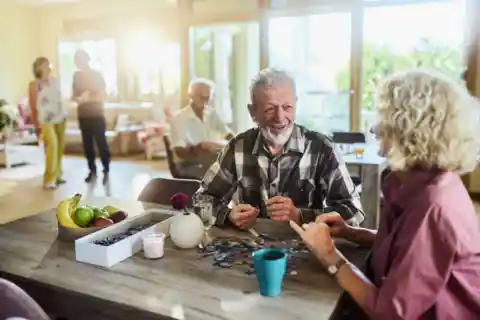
[190,23,260,131]
[268,12,352,135]
[361,0,467,131]
[123,28,181,104]
[58,38,118,100]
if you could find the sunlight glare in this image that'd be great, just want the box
[125,27,162,70]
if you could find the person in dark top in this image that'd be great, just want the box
[71,50,111,184]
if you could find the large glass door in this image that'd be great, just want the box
[361,0,468,131]
[190,22,260,132]
[268,11,352,135]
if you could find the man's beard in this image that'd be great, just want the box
[260,124,294,148]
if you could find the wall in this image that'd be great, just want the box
[0,5,39,103]
[35,0,257,71]
[36,0,180,73]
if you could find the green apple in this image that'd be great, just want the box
[73,207,94,228]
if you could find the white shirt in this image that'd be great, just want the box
[170,105,231,148]
[36,77,67,124]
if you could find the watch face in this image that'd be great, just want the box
[328,265,338,275]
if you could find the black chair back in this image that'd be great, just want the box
[332,132,366,144]
[332,132,365,187]
[163,135,180,178]
[137,177,201,207]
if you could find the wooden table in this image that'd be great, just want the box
[0,197,368,320]
[343,145,388,229]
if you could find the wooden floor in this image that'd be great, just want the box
[1,150,479,224]
[0,152,171,224]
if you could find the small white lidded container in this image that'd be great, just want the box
[143,233,166,259]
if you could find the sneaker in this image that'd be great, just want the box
[43,183,57,190]
[102,173,109,185]
[85,172,97,183]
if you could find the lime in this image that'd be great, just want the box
[73,207,94,228]
[92,207,109,219]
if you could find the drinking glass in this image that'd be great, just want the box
[193,194,215,230]
[193,194,215,247]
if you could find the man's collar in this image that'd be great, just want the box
[187,104,209,119]
[252,124,305,155]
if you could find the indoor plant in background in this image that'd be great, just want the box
[0,99,19,138]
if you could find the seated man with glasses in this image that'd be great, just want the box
[195,68,364,228]
[169,78,234,180]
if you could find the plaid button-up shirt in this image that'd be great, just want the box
[196,124,364,227]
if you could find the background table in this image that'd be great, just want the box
[343,144,388,229]
[0,197,369,320]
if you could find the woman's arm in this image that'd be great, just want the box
[331,206,456,319]
[28,82,39,128]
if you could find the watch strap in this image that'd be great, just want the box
[328,258,347,277]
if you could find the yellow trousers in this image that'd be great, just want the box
[40,121,66,185]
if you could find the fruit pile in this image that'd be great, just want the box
[93,223,155,246]
[56,193,128,229]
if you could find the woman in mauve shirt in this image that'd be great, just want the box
[291,69,480,319]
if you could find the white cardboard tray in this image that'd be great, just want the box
[75,209,175,268]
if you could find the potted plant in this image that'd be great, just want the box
[0,99,19,137]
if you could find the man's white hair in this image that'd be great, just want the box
[376,68,480,174]
[188,78,215,94]
[250,68,296,103]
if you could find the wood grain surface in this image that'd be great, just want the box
[0,197,369,320]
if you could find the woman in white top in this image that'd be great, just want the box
[28,57,68,189]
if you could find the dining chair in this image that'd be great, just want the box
[331,132,366,144]
[137,177,201,207]
[0,278,50,320]
[332,132,366,186]
[162,134,199,180]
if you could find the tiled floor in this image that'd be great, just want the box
[0,151,170,224]
[1,150,479,224]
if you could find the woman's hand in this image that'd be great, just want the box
[290,220,339,266]
[32,120,41,139]
[315,212,351,238]
[34,126,42,139]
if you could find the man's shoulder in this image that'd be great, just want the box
[224,127,259,152]
[171,106,191,121]
[90,69,104,81]
[230,127,258,143]
[296,125,335,152]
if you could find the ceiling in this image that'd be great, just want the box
[9,0,177,6]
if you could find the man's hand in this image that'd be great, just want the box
[266,196,300,223]
[200,141,223,153]
[315,212,351,238]
[34,126,41,140]
[228,204,259,229]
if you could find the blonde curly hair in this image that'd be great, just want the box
[376,68,480,174]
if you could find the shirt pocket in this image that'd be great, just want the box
[288,178,316,208]
[239,176,261,206]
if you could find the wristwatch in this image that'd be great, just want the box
[326,258,347,277]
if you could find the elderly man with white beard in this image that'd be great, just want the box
[195,68,364,228]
